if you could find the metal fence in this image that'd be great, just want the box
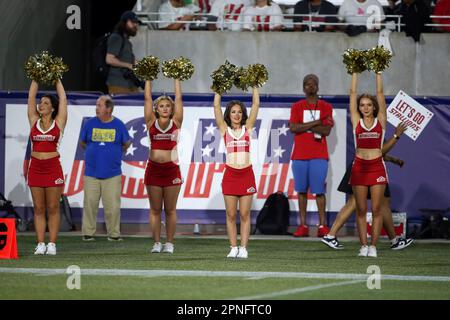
[135,11,450,32]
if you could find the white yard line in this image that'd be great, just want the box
[234,280,365,300]
[1,267,450,282]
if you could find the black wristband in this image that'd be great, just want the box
[394,134,400,140]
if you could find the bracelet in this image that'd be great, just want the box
[394,134,400,140]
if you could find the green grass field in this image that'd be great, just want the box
[1,235,449,300]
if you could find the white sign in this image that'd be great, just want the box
[387,90,434,141]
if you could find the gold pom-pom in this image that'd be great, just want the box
[233,67,250,92]
[25,51,52,83]
[24,51,69,85]
[365,46,392,73]
[210,60,237,95]
[245,63,268,88]
[134,56,160,81]
[343,49,367,74]
[162,56,194,81]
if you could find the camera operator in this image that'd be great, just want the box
[106,11,143,94]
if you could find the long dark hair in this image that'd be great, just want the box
[357,93,379,118]
[223,100,248,127]
[113,20,136,37]
[42,94,59,119]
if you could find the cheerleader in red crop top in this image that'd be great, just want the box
[350,118,388,186]
[224,126,251,153]
[214,87,260,259]
[28,119,64,188]
[222,126,255,196]
[143,79,184,254]
[144,119,182,188]
[27,79,68,255]
[348,72,388,258]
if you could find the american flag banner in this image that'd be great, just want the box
[258,119,295,199]
[5,101,347,223]
[3,94,449,224]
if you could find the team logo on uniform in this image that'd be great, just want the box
[376,176,386,183]
[247,187,256,193]
[55,178,64,185]
[172,178,182,185]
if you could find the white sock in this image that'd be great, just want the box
[391,236,399,245]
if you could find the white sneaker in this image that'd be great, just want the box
[34,242,46,255]
[46,242,57,255]
[368,245,377,258]
[227,246,239,258]
[237,246,248,259]
[151,242,162,253]
[162,242,174,254]
[358,245,369,257]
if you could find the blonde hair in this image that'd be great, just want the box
[153,95,175,118]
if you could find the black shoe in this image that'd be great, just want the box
[321,236,344,250]
[108,237,123,242]
[82,235,95,242]
[390,237,414,250]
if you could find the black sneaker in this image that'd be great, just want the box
[82,235,95,242]
[108,237,123,242]
[390,237,414,250]
[321,236,344,250]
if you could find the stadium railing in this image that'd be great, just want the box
[135,12,450,32]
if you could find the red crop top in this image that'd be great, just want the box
[354,119,384,149]
[149,120,178,151]
[224,126,251,153]
[30,119,62,152]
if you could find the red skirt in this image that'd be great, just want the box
[27,156,64,188]
[350,156,388,186]
[144,160,183,187]
[222,165,257,196]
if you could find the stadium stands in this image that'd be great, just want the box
[134,0,449,32]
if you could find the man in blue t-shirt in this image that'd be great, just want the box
[79,95,131,241]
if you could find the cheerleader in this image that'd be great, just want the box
[214,87,260,258]
[349,72,388,258]
[144,79,183,254]
[27,79,67,255]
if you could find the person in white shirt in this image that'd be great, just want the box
[158,0,199,30]
[242,0,284,31]
[208,0,252,31]
[338,0,384,34]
